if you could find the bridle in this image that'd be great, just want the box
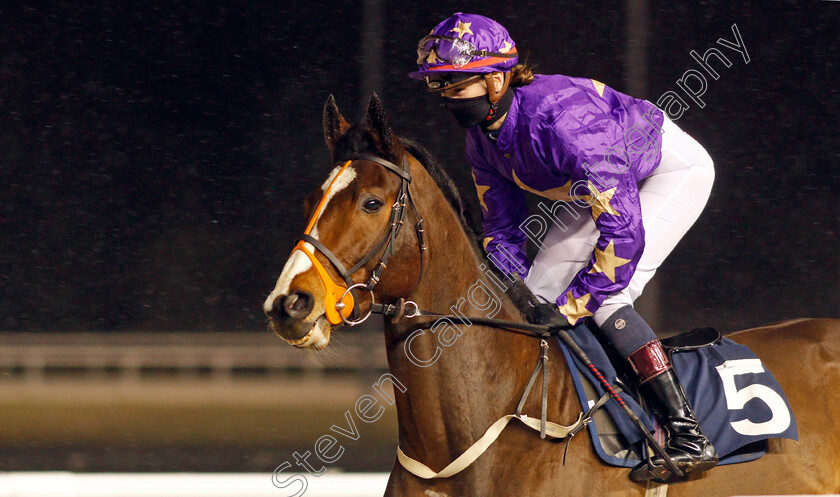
[295,150,556,335]
[293,152,426,326]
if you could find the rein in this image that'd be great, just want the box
[371,298,558,348]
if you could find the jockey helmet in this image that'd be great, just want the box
[409,12,518,87]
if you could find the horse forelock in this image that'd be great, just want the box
[331,125,384,163]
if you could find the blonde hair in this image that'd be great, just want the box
[509,63,536,87]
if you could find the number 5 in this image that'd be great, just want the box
[714,359,791,436]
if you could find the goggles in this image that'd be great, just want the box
[424,73,482,92]
[416,35,515,69]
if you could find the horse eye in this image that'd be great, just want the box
[362,198,383,213]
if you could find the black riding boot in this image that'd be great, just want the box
[626,341,719,482]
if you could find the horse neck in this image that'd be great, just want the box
[383,156,574,473]
[388,153,523,330]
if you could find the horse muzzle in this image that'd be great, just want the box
[265,290,332,349]
[273,291,314,321]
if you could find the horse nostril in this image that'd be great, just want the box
[279,291,314,320]
[269,295,285,319]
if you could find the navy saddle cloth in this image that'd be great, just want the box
[556,321,798,468]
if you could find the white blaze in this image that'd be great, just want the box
[264,164,356,313]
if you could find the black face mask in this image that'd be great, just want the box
[443,94,492,128]
[443,89,514,130]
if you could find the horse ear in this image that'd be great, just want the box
[365,93,404,159]
[323,94,351,154]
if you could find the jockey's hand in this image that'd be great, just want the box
[503,274,570,329]
[526,303,571,329]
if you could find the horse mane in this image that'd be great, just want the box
[400,138,482,241]
[331,125,505,283]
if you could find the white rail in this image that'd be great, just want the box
[0,473,833,497]
[0,472,389,497]
[0,331,388,380]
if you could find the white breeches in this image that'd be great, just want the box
[524,116,715,327]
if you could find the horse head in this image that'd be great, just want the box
[263,94,425,349]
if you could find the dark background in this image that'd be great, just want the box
[1,1,837,333]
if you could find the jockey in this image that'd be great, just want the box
[410,12,718,480]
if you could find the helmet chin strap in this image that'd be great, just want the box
[485,72,511,104]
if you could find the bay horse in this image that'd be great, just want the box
[264,94,840,496]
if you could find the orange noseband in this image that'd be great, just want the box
[287,153,425,328]
[291,160,355,325]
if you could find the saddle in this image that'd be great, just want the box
[661,326,722,351]
[557,321,798,470]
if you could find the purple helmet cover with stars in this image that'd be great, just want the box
[409,12,519,79]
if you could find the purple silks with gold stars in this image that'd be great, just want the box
[468,74,665,324]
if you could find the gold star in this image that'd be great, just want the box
[588,239,631,283]
[511,169,574,202]
[472,172,490,211]
[426,50,438,64]
[580,181,620,221]
[483,236,494,250]
[450,21,473,39]
[500,41,513,53]
[591,79,606,97]
[558,290,593,325]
